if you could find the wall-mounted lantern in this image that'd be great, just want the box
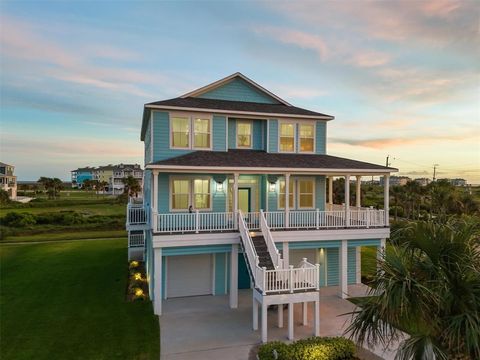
[213,174,227,193]
[267,175,278,192]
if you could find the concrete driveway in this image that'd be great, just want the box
[160,285,399,360]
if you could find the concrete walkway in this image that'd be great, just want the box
[160,285,400,360]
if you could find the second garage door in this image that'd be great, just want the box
[167,254,213,298]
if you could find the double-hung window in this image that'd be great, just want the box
[279,123,295,152]
[298,179,314,208]
[278,179,294,209]
[171,114,211,150]
[237,121,252,148]
[171,116,190,148]
[299,124,314,152]
[171,177,211,211]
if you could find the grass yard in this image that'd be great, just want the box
[0,202,125,217]
[361,246,378,281]
[2,229,127,243]
[0,239,159,360]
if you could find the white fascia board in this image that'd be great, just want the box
[271,228,390,242]
[152,232,240,248]
[144,105,334,121]
[179,72,293,106]
[146,164,396,175]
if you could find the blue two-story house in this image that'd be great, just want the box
[126,73,396,342]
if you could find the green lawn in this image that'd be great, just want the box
[2,229,127,243]
[0,202,125,216]
[0,239,159,360]
[361,246,378,281]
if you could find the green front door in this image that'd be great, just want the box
[238,188,251,213]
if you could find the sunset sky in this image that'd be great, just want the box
[1,1,479,183]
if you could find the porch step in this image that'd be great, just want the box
[251,236,275,270]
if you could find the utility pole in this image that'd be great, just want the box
[433,164,439,182]
[386,155,390,167]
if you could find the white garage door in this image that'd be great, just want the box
[167,254,213,298]
[290,249,317,267]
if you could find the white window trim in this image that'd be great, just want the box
[278,121,297,154]
[297,177,316,209]
[169,175,213,212]
[277,178,296,210]
[169,112,213,151]
[236,120,253,149]
[298,123,316,154]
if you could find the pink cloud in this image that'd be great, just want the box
[347,51,391,68]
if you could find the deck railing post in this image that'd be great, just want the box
[262,267,267,295]
[315,208,320,229]
[195,210,200,233]
[289,265,294,293]
[315,263,320,290]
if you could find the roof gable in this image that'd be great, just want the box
[181,72,291,105]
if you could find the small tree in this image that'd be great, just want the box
[122,176,141,198]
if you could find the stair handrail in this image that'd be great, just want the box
[259,210,282,269]
[238,210,261,283]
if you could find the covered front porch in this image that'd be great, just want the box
[144,171,391,234]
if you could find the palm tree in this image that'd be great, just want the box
[37,177,63,199]
[390,185,405,222]
[346,218,480,359]
[122,176,141,198]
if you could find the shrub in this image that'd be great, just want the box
[257,337,356,360]
[1,212,37,227]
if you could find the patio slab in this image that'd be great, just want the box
[160,285,399,360]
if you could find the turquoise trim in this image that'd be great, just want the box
[162,245,232,256]
[287,241,341,249]
[215,253,227,294]
[348,239,381,247]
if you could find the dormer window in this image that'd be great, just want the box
[170,114,211,150]
[237,121,252,148]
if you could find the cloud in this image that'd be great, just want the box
[347,51,391,68]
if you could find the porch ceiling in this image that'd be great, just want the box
[147,149,397,175]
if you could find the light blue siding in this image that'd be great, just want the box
[315,175,326,211]
[268,119,278,153]
[252,120,264,150]
[143,170,152,208]
[228,118,236,149]
[163,245,232,256]
[213,115,227,151]
[326,247,356,286]
[152,111,193,161]
[215,253,228,294]
[144,117,152,163]
[316,121,326,154]
[197,77,280,104]
[157,173,169,213]
[145,231,154,300]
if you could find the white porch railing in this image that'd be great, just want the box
[153,208,386,233]
[259,210,282,268]
[128,232,145,247]
[155,211,236,233]
[127,204,148,225]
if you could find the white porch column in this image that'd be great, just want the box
[344,175,350,227]
[278,304,283,328]
[261,301,268,343]
[253,297,259,330]
[383,174,390,226]
[285,173,290,228]
[314,299,320,336]
[356,247,362,284]
[288,302,294,340]
[233,173,239,228]
[356,175,362,208]
[302,302,308,326]
[282,242,289,268]
[339,240,348,299]
[153,248,162,315]
[230,244,238,309]
[328,176,333,207]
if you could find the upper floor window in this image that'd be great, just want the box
[171,114,211,150]
[299,124,314,152]
[237,121,252,148]
[279,123,295,152]
[171,116,190,148]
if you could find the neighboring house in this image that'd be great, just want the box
[448,178,467,187]
[126,73,397,342]
[71,167,95,188]
[0,162,17,200]
[112,164,144,195]
[93,165,115,190]
[414,177,430,186]
[380,175,411,186]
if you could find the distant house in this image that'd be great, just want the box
[125,72,397,342]
[449,178,467,187]
[0,162,17,200]
[71,167,95,188]
[414,178,430,186]
[112,164,143,195]
[380,175,411,186]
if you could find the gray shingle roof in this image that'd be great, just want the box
[148,150,397,172]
